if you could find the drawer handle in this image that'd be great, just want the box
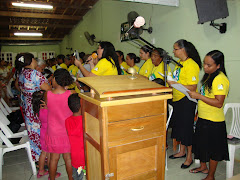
[131,126,144,131]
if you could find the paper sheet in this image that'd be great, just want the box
[171,84,198,103]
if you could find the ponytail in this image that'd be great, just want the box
[175,39,202,69]
[15,53,34,75]
[127,53,140,63]
[32,90,46,115]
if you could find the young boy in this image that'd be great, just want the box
[66,93,85,180]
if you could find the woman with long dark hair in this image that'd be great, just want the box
[188,50,229,180]
[15,53,51,163]
[167,39,202,169]
[75,41,121,76]
[116,50,129,74]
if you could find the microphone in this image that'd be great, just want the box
[162,50,183,68]
[125,16,145,36]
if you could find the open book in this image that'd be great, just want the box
[171,84,198,103]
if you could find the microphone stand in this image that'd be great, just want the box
[130,31,183,86]
[163,58,171,86]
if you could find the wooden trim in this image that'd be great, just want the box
[85,133,100,151]
[78,92,172,107]
[0,11,82,20]
[108,147,117,180]
[101,107,110,177]
[102,87,170,95]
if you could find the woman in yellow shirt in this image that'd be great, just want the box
[116,50,129,74]
[138,45,154,77]
[168,39,202,169]
[56,54,68,70]
[75,41,121,76]
[188,50,229,180]
[125,53,140,73]
[149,48,171,83]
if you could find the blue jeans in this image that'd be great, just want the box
[72,166,84,180]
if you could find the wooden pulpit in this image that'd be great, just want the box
[78,75,172,180]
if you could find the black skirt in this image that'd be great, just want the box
[171,96,196,146]
[193,118,229,162]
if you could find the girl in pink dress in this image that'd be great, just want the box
[32,90,49,178]
[45,69,75,180]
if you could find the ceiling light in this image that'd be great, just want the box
[14,32,43,36]
[12,2,53,9]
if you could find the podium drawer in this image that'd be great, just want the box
[107,100,164,122]
[108,115,165,144]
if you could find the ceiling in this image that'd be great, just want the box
[0,0,99,45]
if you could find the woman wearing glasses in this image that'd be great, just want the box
[167,39,202,169]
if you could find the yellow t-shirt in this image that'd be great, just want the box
[133,65,139,73]
[172,58,200,102]
[52,65,56,71]
[198,72,229,122]
[121,61,129,70]
[68,65,78,77]
[60,63,68,70]
[148,61,171,81]
[68,64,79,89]
[91,58,118,76]
[138,58,154,77]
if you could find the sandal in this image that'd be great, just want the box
[48,172,61,180]
[37,170,49,178]
[190,167,208,174]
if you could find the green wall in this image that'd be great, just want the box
[60,35,70,55]
[66,1,104,54]
[1,44,60,56]
[62,0,240,104]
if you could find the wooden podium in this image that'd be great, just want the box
[78,75,172,180]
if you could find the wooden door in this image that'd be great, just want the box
[108,136,165,180]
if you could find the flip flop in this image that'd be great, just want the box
[37,170,49,178]
[189,168,208,174]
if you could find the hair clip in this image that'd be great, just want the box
[18,56,25,63]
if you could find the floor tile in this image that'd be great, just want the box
[2,131,240,179]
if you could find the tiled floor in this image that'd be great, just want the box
[2,133,240,180]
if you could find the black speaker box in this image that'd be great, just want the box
[195,0,229,24]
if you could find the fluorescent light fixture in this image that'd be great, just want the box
[14,32,43,36]
[12,2,53,9]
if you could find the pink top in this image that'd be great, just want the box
[39,108,48,152]
[45,90,72,153]
[66,115,85,168]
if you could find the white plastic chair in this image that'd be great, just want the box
[5,79,14,98]
[0,110,10,126]
[0,114,36,179]
[224,103,240,179]
[0,99,24,127]
[1,98,20,114]
[0,103,8,117]
[165,104,173,170]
